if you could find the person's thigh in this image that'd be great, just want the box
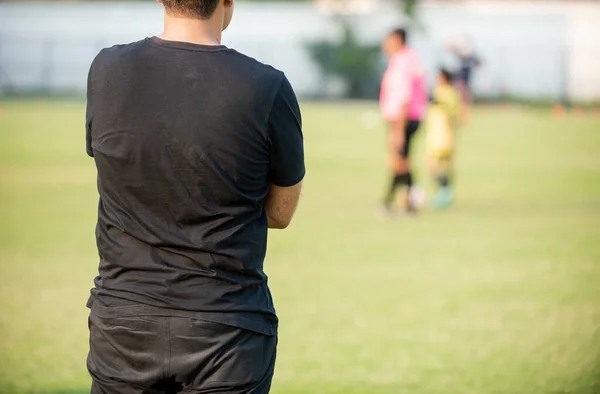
[170,319,277,394]
[427,154,438,176]
[88,311,166,394]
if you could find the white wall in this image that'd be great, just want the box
[0,1,599,101]
[566,10,600,101]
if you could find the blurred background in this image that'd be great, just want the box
[0,1,599,394]
[2,0,600,102]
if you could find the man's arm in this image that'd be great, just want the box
[86,50,106,157]
[265,181,303,229]
[266,75,305,229]
[85,60,95,157]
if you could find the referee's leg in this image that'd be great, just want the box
[398,120,420,209]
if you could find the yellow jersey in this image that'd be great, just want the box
[426,85,460,159]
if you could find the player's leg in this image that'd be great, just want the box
[397,120,420,211]
[382,122,404,211]
[427,154,439,185]
[172,318,277,394]
[88,310,166,394]
[432,154,454,209]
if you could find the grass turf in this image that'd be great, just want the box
[0,101,599,394]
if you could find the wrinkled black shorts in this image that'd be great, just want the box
[87,307,277,394]
[399,120,421,159]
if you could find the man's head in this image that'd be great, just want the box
[382,28,407,57]
[158,0,234,31]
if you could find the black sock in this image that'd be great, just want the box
[384,176,397,205]
[437,175,450,188]
[406,172,413,189]
[384,174,407,205]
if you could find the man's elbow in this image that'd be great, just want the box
[265,181,303,230]
[268,216,293,230]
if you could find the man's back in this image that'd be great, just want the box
[86,37,305,336]
[86,2,303,392]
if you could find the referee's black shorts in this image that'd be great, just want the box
[399,120,421,159]
[87,307,277,394]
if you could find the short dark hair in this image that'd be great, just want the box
[439,68,454,83]
[391,28,407,44]
[163,0,220,19]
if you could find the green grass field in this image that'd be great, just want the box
[0,101,599,394]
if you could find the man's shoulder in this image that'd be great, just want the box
[96,39,148,57]
[90,39,147,71]
[225,49,285,84]
[407,47,423,64]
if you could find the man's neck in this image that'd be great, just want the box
[159,12,223,46]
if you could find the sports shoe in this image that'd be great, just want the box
[377,204,398,219]
[432,187,453,209]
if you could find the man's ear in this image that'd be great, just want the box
[157,0,164,4]
[222,0,234,31]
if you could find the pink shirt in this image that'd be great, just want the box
[380,48,428,122]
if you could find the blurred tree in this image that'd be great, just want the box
[306,0,420,99]
[307,21,380,99]
[402,0,418,19]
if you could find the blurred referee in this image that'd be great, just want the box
[380,28,428,213]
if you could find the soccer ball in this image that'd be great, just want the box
[409,185,427,210]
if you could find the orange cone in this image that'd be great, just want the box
[552,104,566,118]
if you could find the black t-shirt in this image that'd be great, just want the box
[85,37,305,336]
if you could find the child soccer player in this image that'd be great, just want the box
[427,69,461,209]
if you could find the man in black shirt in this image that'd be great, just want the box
[85,0,305,392]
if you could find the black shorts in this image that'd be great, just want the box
[399,120,421,158]
[88,307,277,394]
